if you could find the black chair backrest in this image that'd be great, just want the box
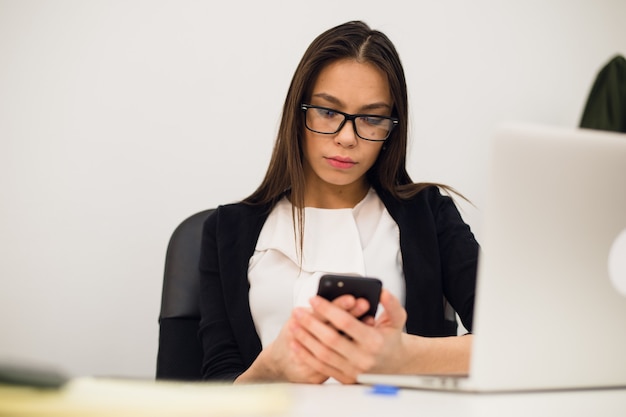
[156,209,214,380]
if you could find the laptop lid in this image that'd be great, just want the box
[359,123,626,392]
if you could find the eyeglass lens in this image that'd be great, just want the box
[306,106,393,141]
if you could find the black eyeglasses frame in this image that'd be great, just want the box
[300,103,398,142]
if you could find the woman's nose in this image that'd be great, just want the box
[334,120,358,148]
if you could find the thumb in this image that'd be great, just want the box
[378,289,407,329]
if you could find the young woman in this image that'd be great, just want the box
[198,20,479,384]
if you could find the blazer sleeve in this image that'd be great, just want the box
[197,210,247,381]
[432,190,479,332]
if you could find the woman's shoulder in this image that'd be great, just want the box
[379,183,452,210]
[376,183,468,227]
[206,201,274,229]
[214,201,262,214]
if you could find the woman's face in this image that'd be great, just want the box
[302,59,392,202]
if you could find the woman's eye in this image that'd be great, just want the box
[362,116,384,126]
[315,108,337,118]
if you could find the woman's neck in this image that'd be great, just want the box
[303,181,370,209]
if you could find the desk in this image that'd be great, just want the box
[1,378,625,416]
[290,383,626,417]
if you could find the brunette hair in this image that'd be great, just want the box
[243,21,457,253]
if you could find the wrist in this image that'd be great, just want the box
[235,348,281,383]
[399,334,472,375]
[397,333,423,374]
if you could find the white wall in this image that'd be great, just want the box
[1,0,624,378]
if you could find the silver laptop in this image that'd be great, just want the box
[358,123,626,392]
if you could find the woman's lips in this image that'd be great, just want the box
[325,156,356,169]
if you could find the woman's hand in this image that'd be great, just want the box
[291,290,473,383]
[290,289,409,384]
[234,294,373,384]
[234,309,327,384]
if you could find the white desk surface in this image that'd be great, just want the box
[1,377,625,416]
[290,383,626,417]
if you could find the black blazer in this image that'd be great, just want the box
[198,186,479,380]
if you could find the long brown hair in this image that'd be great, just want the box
[243,21,458,253]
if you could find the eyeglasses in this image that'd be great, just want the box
[301,104,398,142]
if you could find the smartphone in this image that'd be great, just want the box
[316,274,382,320]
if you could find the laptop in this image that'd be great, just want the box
[358,123,626,392]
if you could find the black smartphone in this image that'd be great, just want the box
[316,274,382,320]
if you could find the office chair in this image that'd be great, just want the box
[156,208,214,380]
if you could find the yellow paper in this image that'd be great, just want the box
[0,377,291,417]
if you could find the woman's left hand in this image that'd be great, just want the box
[290,289,408,384]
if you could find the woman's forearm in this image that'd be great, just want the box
[400,334,473,375]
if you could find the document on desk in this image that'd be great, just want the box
[0,377,291,417]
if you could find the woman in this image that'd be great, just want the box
[198,20,479,384]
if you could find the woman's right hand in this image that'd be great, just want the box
[234,309,328,384]
[234,295,371,384]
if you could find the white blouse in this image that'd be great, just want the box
[248,189,405,348]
